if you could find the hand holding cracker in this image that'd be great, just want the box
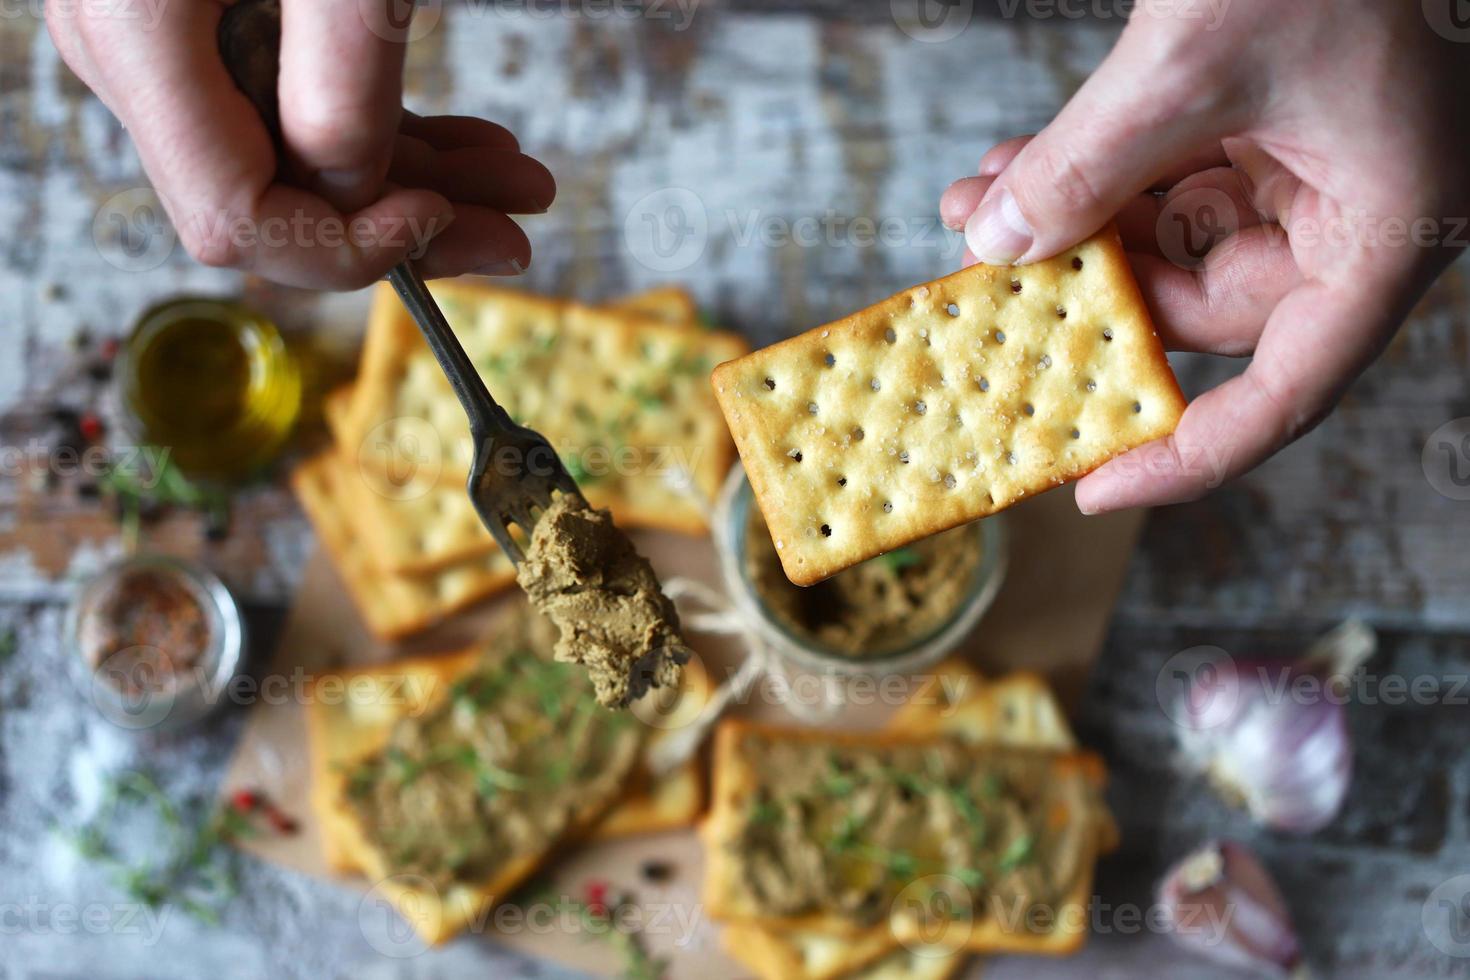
[942,0,1470,513]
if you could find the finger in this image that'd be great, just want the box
[279,0,406,211]
[400,111,520,152]
[387,139,556,214]
[1121,166,1268,259]
[1222,139,1302,225]
[1144,144,1233,192]
[1131,224,1301,355]
[173,183,454,290]
[414,205,533,279]
[1075,269,1401,513]
[965,32,1244,265]
[979,136,1033,176]
[45,8,109,107]
[946,176,1185,259]
[941,175,993,231]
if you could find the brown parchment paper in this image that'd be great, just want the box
[222,488,1144,978]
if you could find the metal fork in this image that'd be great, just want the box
[385,265,583,561]
[219,0,583,561]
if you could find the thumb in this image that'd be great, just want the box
[278,0,407,212]
[966,28,1236,265]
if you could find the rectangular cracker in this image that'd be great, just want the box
[304,644,713,875]
[305,616,713,946]
[711,226,1186,585]
[727,660,1113,980]
[701,719,1107,956]
[340,279,747,544]
[290,449,518,639]
[610,284,699,324]
[721,922,969,980]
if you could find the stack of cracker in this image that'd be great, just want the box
[705,661,1119,980]
[293,282,749,639]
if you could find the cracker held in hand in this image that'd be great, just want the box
[712,226,1185,585]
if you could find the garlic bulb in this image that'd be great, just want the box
[1158,840,1304,977]
[1175,620,1375,833]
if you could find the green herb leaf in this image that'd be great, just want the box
[749,800,781,825]
[876,548,921,573]
[998,834,1034,870]
[955,867,986,889]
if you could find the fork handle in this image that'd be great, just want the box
[386,262,517,446]
[214,1,517,451]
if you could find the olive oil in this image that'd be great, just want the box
[121,298,301,481]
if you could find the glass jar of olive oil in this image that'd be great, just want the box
[119,297,302,481]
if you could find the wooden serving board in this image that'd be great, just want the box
[222,487,1144,978]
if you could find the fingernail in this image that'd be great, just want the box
[965,188,1032,265]
[475,258,525,277]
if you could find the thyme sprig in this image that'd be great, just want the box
[55,772,249,924]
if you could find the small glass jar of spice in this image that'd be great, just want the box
[66,554,245,729]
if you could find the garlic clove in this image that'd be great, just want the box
[1158,840,1304,978]
[1175,620,1374,834]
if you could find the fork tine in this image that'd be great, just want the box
[487,517,525,565]
[503,500,533,536]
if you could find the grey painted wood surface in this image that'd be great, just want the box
[3,3,1469,978]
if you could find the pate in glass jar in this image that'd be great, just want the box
[712,464,1007,677]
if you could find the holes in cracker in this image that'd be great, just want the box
[883,327,897,344]
[945,302,961,318]
[1022,402,1034,417]
[869,378,882,392]
[898,450,910,464]
[1086,379,1097,392]
[882,500,894,514]
[823,351,836,367]
[1072,256,1084,271]
[1005,451,1017,465]
[913,400,927,415]
[851,426,865,442]
[763,376,777,390]
[807,401,819,415]
[994,330,1006,344]
[978,376,990,393]
[943,473,957,489]
[836,475,848,487]
[1069,427,1081,440]
[820,523,832,538]
[1039,354,1052,369]
[1133,400,1143,414]
[1102,328,1114,342]
[1009,280,1022,294]
[1056,305,1067,320]
[788,449,803,463]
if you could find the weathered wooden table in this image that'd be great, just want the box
[3,4,1469,978]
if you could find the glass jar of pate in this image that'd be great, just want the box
[711,464,1008,678]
